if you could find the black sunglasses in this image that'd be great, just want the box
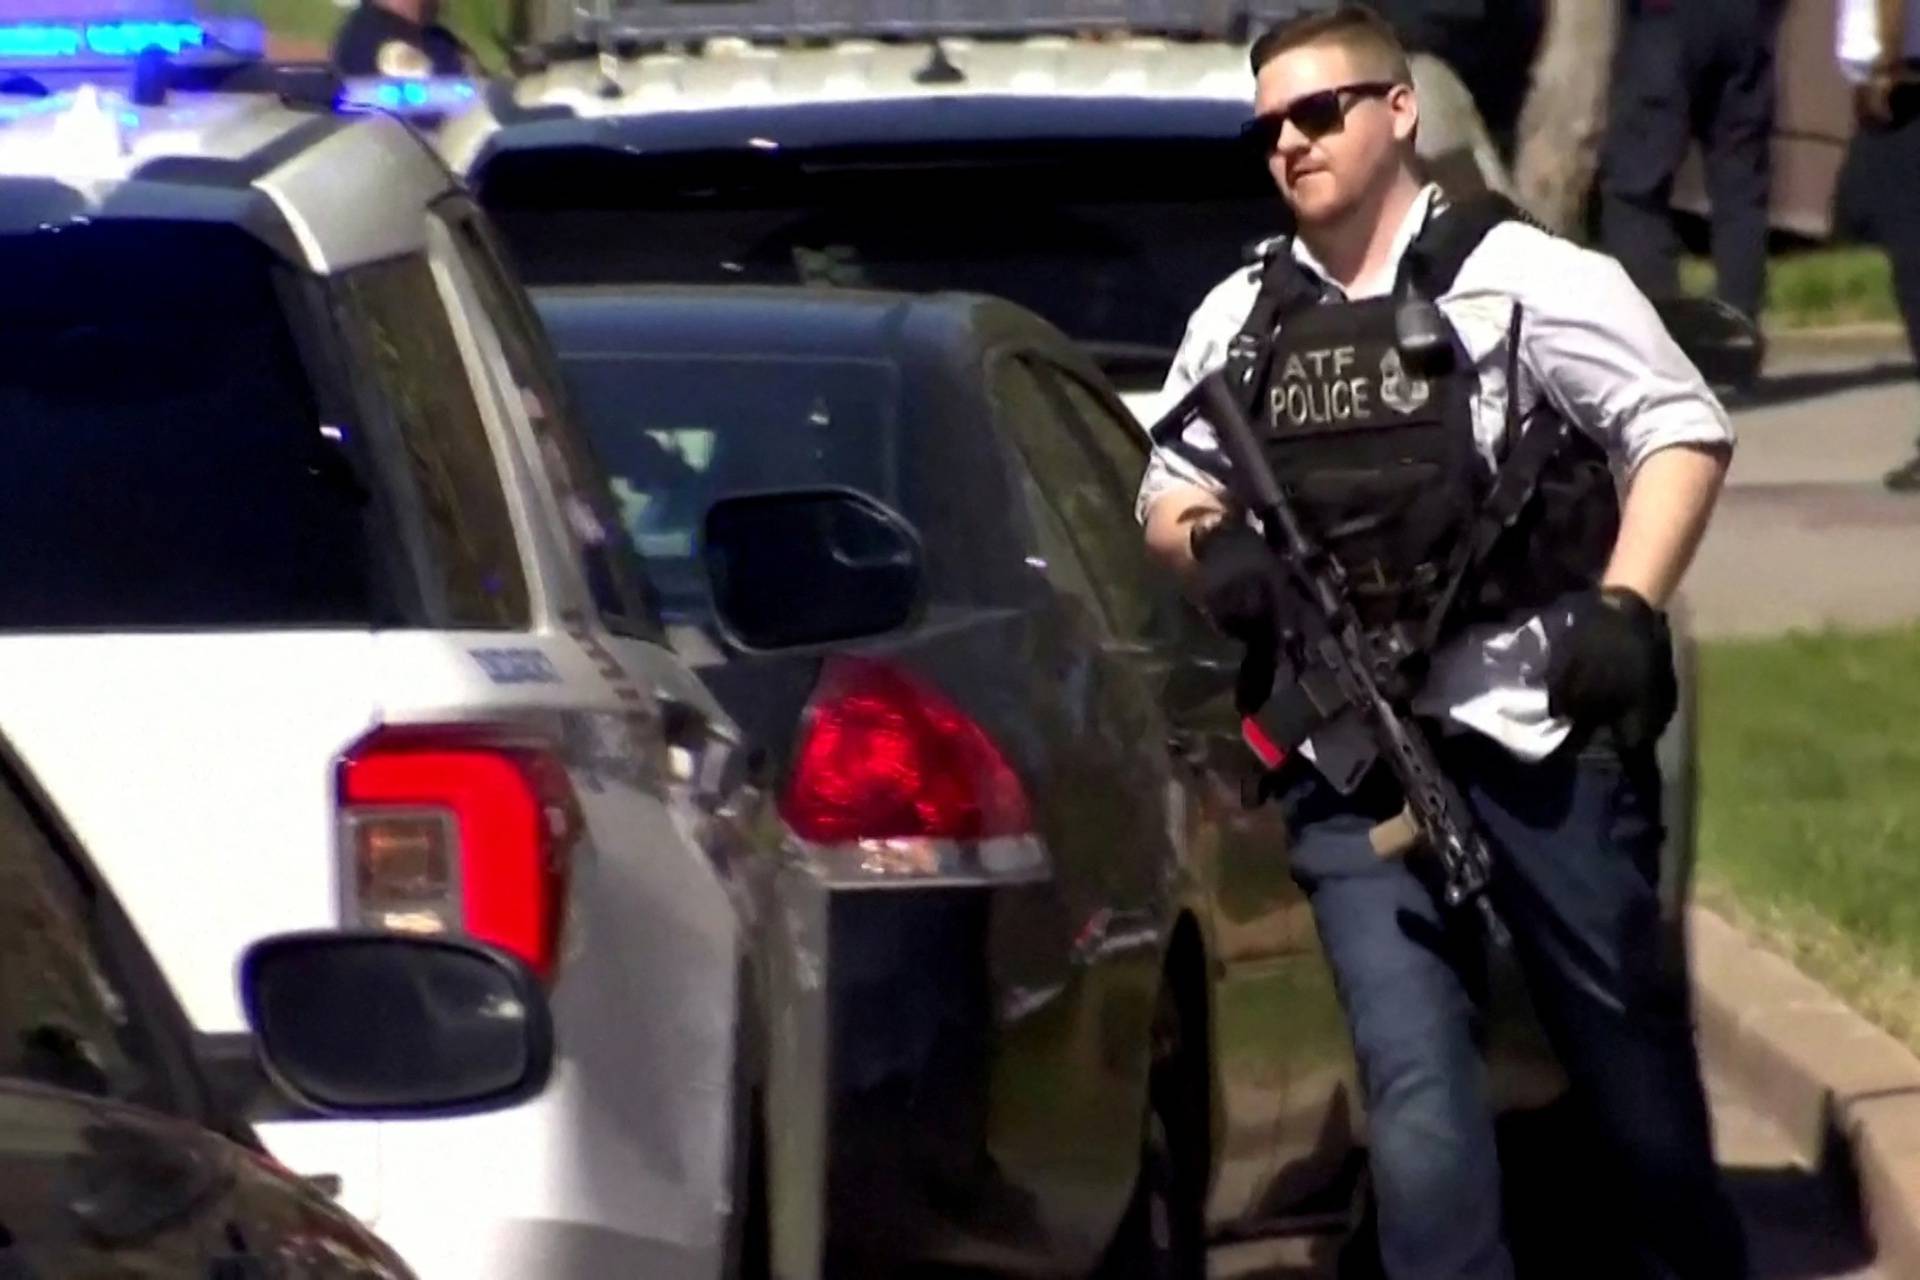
[1240,81,1398,149]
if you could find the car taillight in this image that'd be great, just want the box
[780,657,1032,849]
[337,726,582,982]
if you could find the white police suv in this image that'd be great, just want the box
[0,10,787,1278]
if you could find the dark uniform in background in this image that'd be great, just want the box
[1600,0,1789,324]
[1835,0,1920,491]
[331,0,470,78]
[1375,0,1546,157]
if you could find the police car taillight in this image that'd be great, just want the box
[337,726,582,982]
[778,658,1046,884]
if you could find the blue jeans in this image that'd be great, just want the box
[1282,729,1747,1280]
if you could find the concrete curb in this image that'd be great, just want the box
[1690,907,1920,1274]
[1765,322,1909,343]
[1761,325,1913,366]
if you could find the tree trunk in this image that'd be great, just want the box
[1512,0,1621,235]
[1411,51,1520,203]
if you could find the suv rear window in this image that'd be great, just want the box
[333,257,532,630]
[556,351,898,614]
[481,136,1283,390]
[0,223,385,629]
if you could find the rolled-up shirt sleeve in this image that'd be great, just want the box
[1136,430,1230,526]
[1133,271,1257,525]
[1509,234,1736,478]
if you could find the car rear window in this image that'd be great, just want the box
[0,222,384,629]
[555,351,899,615]
[480,137,1283,390]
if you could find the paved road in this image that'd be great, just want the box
[1686,347,1920,638]
[1210,1070,1881,1278]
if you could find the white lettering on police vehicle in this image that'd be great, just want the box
[469,647,562,685]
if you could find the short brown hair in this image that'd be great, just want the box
[1249,3,1413,83]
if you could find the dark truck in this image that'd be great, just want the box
[442,0,1723,902]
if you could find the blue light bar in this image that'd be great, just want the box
[0,16,262,64]
[335,75,481,117]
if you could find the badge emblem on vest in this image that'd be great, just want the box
[1378,347,1432,416]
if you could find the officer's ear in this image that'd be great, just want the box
[1387,82,1420,149]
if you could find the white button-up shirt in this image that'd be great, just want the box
[1135,184,1734,763]
[1838,0,1920,83]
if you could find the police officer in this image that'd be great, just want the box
[1600,0,1787,326]
[1835,0,1920,491]
[1137,7,1747,1277]
[331,0,472,79]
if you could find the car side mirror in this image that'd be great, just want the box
[1654,296,1763,391]
[239,932,553,1119]
[702,486,925,651]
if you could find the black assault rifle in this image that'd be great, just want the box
[1151,370,1508,944]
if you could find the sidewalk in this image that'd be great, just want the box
[1685,336,1920,638]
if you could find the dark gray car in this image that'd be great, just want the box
[534,283,1515,1276]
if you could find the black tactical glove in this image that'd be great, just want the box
[1191,520,1283,646]
[1546,585,1678,750]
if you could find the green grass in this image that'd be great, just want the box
[1684,246,1902,330]
[1215,959,1351,1070]
[1696,624,1920,1048]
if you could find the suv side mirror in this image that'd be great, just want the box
[1654,296,1764,391]
[239,932,553,1119]
[702,487,924,651]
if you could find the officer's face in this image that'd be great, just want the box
[1252,42,1418,228]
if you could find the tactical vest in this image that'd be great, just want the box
[1225,194,1620,644]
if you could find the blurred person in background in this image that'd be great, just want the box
[1375,0,1545,159]
[1836,0,1920,491]
[1600,0,1788,328]
[331,0,473,78]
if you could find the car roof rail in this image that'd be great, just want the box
[544,0,1327,51]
